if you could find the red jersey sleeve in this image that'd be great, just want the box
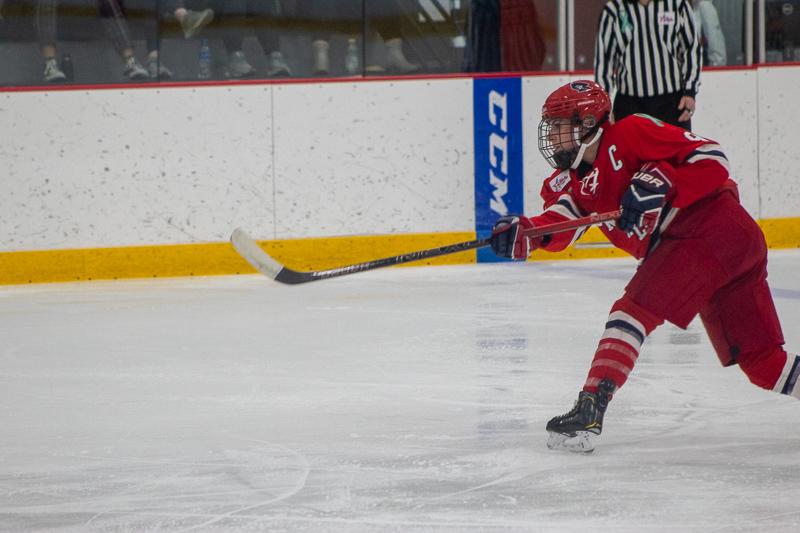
[615,115,731,208]
[530,170,588,252]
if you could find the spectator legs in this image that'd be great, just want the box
[252,0,291,77]
[97,0,149,80]
[35,0,67,82]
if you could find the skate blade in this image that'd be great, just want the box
[547,431,595,453]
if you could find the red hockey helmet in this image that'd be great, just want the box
[538,80,611,170]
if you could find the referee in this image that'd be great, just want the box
[595,0,702,130]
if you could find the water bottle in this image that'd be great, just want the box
[784,39,795,62]
[61,53,74,82]
[345,38,359,75]
[198,38,212,80]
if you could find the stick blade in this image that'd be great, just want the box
[230,228,285,281]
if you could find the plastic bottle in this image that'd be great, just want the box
[784,39,795,62]
[345,38,360,75]
[198,38,212,80]
[61,53,74,82]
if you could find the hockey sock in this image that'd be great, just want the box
[770,353,800,399]
[584,296,663,393]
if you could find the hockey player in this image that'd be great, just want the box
[490,80,798,452]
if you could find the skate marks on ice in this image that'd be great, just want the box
[2,438,310,531]
[0,255,799,531]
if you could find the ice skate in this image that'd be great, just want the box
[546,378,616,453]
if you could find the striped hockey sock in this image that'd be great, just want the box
[772,354,800,399]
[584,296,663,393]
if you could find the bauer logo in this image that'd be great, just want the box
[473,77,524,263]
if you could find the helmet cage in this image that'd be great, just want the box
[537,80,611,170]
[538,114,600,170]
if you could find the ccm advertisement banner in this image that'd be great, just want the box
[473,77,524,263]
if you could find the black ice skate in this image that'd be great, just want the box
[546,378,616,453]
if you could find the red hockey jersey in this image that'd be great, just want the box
[533,114,736,259]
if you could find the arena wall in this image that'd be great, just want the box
[1,67,798,284]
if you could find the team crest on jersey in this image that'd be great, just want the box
[580,168,600,196]
[570,81,591,92]
[549,171,571,192]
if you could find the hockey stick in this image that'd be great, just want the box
[231,210,620,285]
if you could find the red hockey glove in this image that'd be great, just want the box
[618,162,673,239]
[490,215,538,260]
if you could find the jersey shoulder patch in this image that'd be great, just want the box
[547,171,571,193]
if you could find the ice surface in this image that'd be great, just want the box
[1,251,799,532]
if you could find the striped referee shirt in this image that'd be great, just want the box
[595,0,702,98]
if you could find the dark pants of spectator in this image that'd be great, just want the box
[98,0,158,55]
[35,0,158,55]
[463,0,500,72]
[613,92,692,131]
[249,0,285,55]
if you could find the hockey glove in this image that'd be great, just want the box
[618,162,673,239]
[490,215,537,260]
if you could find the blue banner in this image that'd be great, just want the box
[473,77,524,263]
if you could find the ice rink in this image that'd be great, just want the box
[2,251,800,532]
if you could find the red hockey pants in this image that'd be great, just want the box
[623,190,787,389]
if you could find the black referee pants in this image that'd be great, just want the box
[613,92,691,131]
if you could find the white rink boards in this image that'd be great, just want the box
[1,251,800,532]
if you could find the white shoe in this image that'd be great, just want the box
[147,57,173,80]
[385,38,419,73]
[123,56,149,81]
[43,58,67,83]
[267,51,291,77]
[227,50,255,78]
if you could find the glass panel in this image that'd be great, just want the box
[529,0,557,71]
[282,0,365,78]
[0,0,161,86]
[698,0,742,66]
[765,0,800,63]
[360,0,463,76]
[0,0,567,86]
[573,0,605,72]
[461,0,556,73]
[157,0,367,80]
[157,0,268,82]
